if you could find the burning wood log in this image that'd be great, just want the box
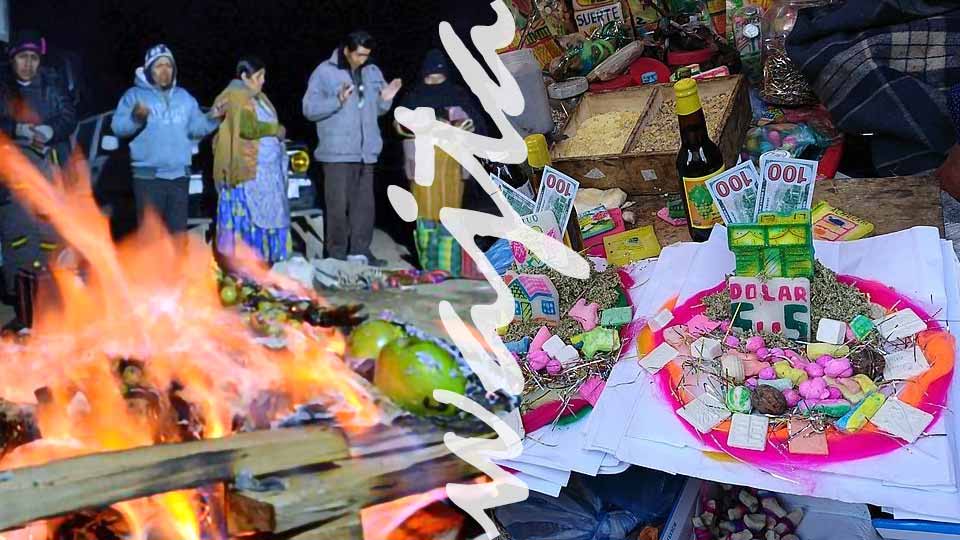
[227,437,480,536]
[0,426,348,531]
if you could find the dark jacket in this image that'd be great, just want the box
[302,49,394,164]
[0,66,77,204]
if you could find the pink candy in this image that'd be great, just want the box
[724,336,741,348]
[719,321,731,332]
[746,377,759,388]
[824,358,853,378]
[546,359,563,375]
[799,377,830,400]
[782,389,801,407]
[770,348,785,358]
[531,326,552,354]
[528,350,550,371]
[745,336,765,352]
[827,387,842,400]
[816,355,832,367]
[785,349,801,360]
[756,347,771,359]
[759,367,776,380]
[803,363,825,377]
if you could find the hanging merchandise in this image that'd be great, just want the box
[760,0,832,105]
[732,4,763,83]
[573,0,629,37]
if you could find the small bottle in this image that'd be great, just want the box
[674,78,725,242]
[525,134,584,251]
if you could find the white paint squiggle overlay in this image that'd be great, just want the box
[393,2,589,538]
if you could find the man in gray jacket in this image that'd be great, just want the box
[302,30,401,266]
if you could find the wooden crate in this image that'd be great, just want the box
[550,75,752,195]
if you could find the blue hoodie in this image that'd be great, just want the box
[111,67,220,179]
[302,50,394,164]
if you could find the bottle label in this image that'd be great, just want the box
[682,167,726,230]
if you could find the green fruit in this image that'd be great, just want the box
[348,320,405,360]
[374,338,466,416]
[220,285,239,306]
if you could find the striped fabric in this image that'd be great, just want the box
[787,0,960,175]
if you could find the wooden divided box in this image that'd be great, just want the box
[551,75,752,194]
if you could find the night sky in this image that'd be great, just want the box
[13,0,501,249]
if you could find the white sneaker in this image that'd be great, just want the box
[346,254,369,265]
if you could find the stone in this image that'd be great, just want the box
[851,348,885,379]
[568,298,601,331]
[788,418,828,455]
[815,318,847,345]
[874,308,927,341]
[505,272,561,325]
[836,392,886,432]
[692,337,723,360]
[849,315,875,341]
[640,342,679,373]
[725,386,754,414]
[600,306,632,328]
[677,393,731,433]
[883,346,930,381]
[870,398,934,443]
[648,310,674,331]
[752,385,788,415]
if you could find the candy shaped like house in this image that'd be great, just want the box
[504,272,561,325]
[727,210,815,278]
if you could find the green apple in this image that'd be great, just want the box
[219,285,238,306]
[374,338,466,416]
[348,320,405,360]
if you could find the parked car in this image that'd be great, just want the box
[72,110,318,239]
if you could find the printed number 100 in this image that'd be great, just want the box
[544,174,572,197]
[713,171,752,197]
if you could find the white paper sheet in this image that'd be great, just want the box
[592,228,960,520]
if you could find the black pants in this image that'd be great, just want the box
[132,177,190,234]
[322,163,375,260]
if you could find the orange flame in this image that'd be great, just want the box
[0,138,380,533]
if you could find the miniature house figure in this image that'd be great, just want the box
[505,272,561,325]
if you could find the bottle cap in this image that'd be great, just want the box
[674,78,703,116]
[525,134,551,169]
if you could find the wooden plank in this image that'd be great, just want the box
[0,426,348,531]
[627,176,944,247]
[228,442,478,534]
[288,515,363,540]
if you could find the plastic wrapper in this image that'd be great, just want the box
[494,468,685,540]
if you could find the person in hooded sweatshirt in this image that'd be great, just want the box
[111,44,227,234]
[396,48,489,222]
[0,30,76,324]
[302,30,402,267]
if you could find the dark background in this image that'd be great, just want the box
[11,0,500,251]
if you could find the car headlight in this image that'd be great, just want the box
[289,150,310,174]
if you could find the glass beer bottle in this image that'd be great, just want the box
[675,78,725,242]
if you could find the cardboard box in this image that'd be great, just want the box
[551,75,752,195]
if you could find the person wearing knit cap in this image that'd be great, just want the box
[111,43,228,235]
[0,30,76,323]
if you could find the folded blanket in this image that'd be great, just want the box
[787,0,960,175]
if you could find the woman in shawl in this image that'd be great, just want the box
[396,49,489,221]
[212,56,290,264]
